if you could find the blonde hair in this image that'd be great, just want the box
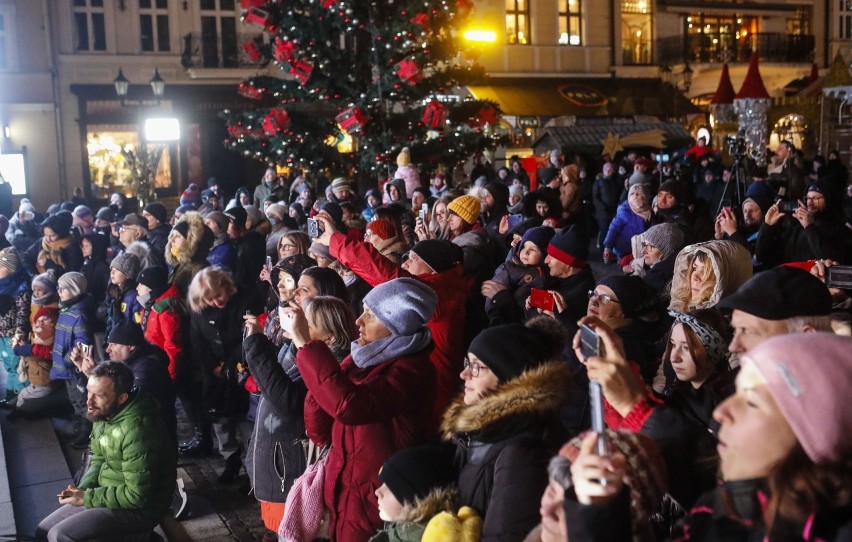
[303,296,357,352]
[188,266,237,313]
[671,252,716,311]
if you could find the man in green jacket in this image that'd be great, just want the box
[36,361,177,541]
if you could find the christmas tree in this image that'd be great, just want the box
[222,0,508,176]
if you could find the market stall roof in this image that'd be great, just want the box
[468,77,700,118]
[532,120,693,155]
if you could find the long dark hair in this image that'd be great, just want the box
[301,267,348,301]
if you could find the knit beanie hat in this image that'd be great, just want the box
[107,322,146,347]
[57,272,87,298]
[309,242,336,263]
[110,252,141,281]
[331,177,352,194]
[367,218,397,241]
[244,205,263,228]
[547,225,588,267]
[224,206,247,229]
[518,226,555,255]
[32,270,57,294]
[201,189,216,202]
[379,443,458,506]
[20,200,36,215]
[180,183,202,208]
[0,247,20,273]
[143,203,167,225]
[173,219,191,239]
[596,275,655,318]
[96,207,115,221]
[41,210,73,236]
[321,202,346,232]
[469,322,555,383]
[642,223,686,261]
[745,333,852,464]
[447,195,481,225]
[744,180,774,215]
[34,305,59,325]
[716,266,831,320]
[410,240,464,273]
[60,202,75,212]
[73,205,93,220]
[272,254,317,290]
[657,180,683,203]
[362,278,437,336]
[204,211,229,234]
[266,203,287,221]
[509,184,525,199]
[136,265,168,294]
[397,147,411,167]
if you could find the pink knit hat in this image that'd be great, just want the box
[744,333,852,464]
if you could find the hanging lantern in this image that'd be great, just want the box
[336,106,369,134]
[423,100,448,128]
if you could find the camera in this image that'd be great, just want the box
[306,218,323,239]
[726,135,747,157]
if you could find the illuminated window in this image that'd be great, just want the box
[140,0,170,52]
[842,1,852,39]
[621,0,651,64]
[505,0,530,45]
[558,0,582,45]
[86,128,172,199]
[73,0,107,51]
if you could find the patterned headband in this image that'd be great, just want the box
[669,311,730,369]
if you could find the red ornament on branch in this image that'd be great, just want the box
[470,104,498,127]
[396,58,423,85]
[423,100,447,128]
[273,38,296,62]
[242,40,263,63]
[335,106,369,134]
[289,59,314,85]
[243,7,275,32]
[262,108,291,135]
[239,0,265,9]
[238,82,264,100]
[410,13,430,31]
[320,0,339,7]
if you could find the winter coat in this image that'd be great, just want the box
[604,200,653,257]
[485,258,549,326]
[165,212,212,296]
[78,391,177,520]
[123,343,177,443]
[243,333,308,503]
[564,478,852,542]
[233,230,267,290]
[139,285,183,380]
[147,223,171,257]
[368,487,460,542]
[330,233,472,432]
[23,235,84,276]
[441,361,571,542]
[207,236,237,272]
[6,213,40,252]
[0,271,30,337]
[16,331,54,388]
[453,229,496,283]
[632,251,677,294]
[755,212,852,266]
[51,294,93,380]
[592,175,622,223]
[104,284,142,338]
[297,339,437,542]
[80,236,110,308]
[668,240,752,312]
[393,164,421,200]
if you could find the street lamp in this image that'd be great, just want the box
[150,68,166,99]
[682,62,693,92]
[113,68,130,100]
[112,68,166,104]
[659,64,672,86]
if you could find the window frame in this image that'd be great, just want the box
[139,0,171,53]
[558,0,583,46]
[72,0,107,52]
[505,0,531,45]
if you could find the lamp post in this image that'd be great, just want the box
[112,68,166,104]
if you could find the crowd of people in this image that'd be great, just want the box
[0,141,850,542]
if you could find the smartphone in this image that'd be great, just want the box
[779,200,799,214]
[589,382,609,470]
[419,203,428,222]
[529,288,555,312]
[507,214,524,230]
[77,342,91,357]
[579,323,601,360]
[265,255,272,269]
[827,265,852,289]
[721,199,732,210]
[306,218,322,238]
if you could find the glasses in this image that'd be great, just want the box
[280,243,297,251]
[641,242,658,250]
[463,358,491,378]
[588,290,620,305]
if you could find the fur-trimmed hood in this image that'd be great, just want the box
[668,240,752,312]
[395,486,459,526]
[165,211,212,267]
[441,360,571,442]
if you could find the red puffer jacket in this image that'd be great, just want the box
[330,233,472,432]
[139,284,183,380]
[297,340,436,542]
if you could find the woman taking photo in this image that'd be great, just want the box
[243,296,357,540]
[287,278,438,542]
[441,318,571,542]
[566,333,852,542]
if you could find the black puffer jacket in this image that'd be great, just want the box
[243,334,308,503]
[441,361,571,542]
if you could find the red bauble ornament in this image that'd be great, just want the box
[289,59,314,85]
[238,82,264,100]
[242,40,262,62]
[335,106,369,134]
[423,100,447,128]
[262,108,291,135]
[395,58,423,85]
[273,38,296,62]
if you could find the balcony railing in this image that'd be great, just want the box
[181,32,266,69]
[656,32,814,65]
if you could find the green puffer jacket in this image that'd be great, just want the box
[78,391,177,519]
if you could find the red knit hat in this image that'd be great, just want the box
[367,218,397,240]
[35,305,59,324]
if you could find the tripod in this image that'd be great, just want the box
[716,152,749,217]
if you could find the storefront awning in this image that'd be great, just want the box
[468,77,701,118]
[532,121,693,155]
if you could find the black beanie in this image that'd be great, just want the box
[321,201,346,233]
[173,220,191,238]
[378,443,457,505]
[136,265,169,294]
[143,203,167,224]
[107,322,146,347]
[410,240,463,273]
[469,323,550,383]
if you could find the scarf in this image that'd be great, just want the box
[669,311,730,370]
[37,236,73,272]
[350,328,432,369]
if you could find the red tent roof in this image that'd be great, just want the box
[736,51,770,99]
[710,63,736,104]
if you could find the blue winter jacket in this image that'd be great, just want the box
[603,200,653,257]
[51,295,93,380]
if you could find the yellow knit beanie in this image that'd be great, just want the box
[397,147,411,167]
[447,195,481,225]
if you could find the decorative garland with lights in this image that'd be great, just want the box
[222,0,508,175]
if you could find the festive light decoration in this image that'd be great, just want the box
[733,52,771,167]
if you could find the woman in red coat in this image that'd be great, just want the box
[282,277,438,542]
